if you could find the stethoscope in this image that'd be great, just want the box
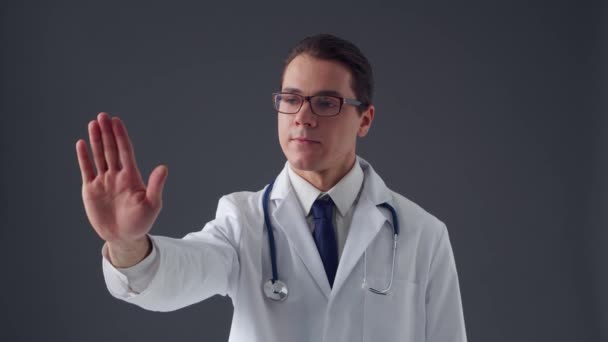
[262,178,400,301]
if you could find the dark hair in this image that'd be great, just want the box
[280,33,374,114]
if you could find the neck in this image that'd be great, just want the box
[290,154,357,192]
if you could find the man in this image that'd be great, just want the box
[76,34,467,342]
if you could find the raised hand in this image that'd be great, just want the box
[76,112,168,267]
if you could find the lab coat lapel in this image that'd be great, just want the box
[330,158,393,297]
[270,166,332,299]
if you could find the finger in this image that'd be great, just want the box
[146,165,168,209]
[75,139,95,183]
[97,112,120,171]
[88,119,108,174]
[111,117,137,172]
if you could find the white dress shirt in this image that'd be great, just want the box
[102,160,364,295]
[286,160,364,259]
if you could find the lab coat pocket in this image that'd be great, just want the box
[363,277,424,342]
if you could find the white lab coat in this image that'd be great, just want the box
[103,157,467,342]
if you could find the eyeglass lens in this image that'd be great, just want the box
[274,93,342,116]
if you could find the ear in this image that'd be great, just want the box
[357,105,375,137]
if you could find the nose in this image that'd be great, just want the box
[294,100,317,127]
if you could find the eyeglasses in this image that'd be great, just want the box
[272,92,364,117]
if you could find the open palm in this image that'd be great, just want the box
[76,113,168,247]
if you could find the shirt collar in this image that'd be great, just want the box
[286,159,364,217]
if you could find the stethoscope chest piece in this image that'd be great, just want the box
[263,279,288,301]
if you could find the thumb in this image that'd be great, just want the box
[146,165,168,209]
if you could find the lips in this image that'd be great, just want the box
[291,137,320,143]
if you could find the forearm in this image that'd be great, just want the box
[103,196,241,312]
[102,234,238,312]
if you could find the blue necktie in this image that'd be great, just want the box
[311,196,338,288]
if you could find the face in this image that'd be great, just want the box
[278,54,374,174]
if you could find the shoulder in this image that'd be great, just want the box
[214,187,266,219]
[388,189,447,241]
[200,188,266,244]
[359,156,448,241]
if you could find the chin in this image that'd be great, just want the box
[286,153,325,172]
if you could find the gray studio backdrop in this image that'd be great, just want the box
[0,1,605,341]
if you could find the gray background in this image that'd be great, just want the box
[0,0,605,341]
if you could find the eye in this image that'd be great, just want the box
[315,97,339,108]
[281,94,301,105]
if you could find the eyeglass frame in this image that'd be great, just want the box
[272,92,365,117]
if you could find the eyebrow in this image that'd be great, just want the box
[281,87,345,98]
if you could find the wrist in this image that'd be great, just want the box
[107,236,151,268]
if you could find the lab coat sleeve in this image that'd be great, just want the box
[101,195,241,312]
[425,224,468,342]
[101,237,160,296]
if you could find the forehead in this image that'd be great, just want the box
[282,54,354,96]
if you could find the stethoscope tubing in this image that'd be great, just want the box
[263,179,279,284]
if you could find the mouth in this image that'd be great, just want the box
[291,137,320,144]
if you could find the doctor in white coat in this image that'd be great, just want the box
[76,34,467,342]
